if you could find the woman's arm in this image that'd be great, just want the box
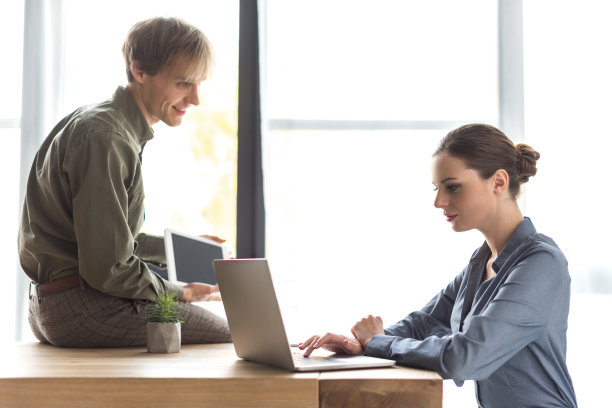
[384,266,467,340]
[366,248,568,381]
[300,267,468,357]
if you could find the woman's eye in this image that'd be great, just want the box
[447,184,460,192]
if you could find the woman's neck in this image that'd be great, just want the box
[481,200,524,258]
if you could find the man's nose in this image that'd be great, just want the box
[188,85,200,106]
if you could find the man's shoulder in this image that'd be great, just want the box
[72,98,132,136]
[58,98,141,152]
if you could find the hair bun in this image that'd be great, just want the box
[516,143,540,183]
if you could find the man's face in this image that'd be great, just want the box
[138,58,204,127]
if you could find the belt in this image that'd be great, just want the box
[31,274,83,301]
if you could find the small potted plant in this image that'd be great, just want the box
[147,293,183,353]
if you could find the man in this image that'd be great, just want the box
[18,17,231,347]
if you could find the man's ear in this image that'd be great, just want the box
[130,61,146,84]
[492,169,509,195]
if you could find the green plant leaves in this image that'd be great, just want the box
[147,293,184,323]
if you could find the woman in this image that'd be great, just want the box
[300,124,577,408]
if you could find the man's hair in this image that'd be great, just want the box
[122,17,213,83]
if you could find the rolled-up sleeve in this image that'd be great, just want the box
[68,132,182,301]
[135,233,167,265]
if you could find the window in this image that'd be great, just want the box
[263,0,498,122]
[0,0,24,346]
[261,0,498,338]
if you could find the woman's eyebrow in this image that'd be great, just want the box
[439,177,458,184]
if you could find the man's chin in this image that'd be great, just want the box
[161,118,183,127]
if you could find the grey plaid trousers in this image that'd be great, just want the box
[28,283,231,347]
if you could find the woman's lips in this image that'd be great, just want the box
[445,214,457,222]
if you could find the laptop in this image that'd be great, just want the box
[212,258,396,372]
[164,229,229,285]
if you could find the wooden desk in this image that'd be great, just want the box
[0,343,442,408]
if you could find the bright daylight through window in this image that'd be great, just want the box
[262,0,497,337]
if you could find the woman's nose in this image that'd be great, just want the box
[433,190,446,209]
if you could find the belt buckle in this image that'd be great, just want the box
[29,281,42,303]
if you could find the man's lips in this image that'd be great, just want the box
[172,106,187,114]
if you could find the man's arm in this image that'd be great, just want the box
[134,233,166,265]
[68,132,182,301]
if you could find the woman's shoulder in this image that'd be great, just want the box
[510,218,568,268]
[514,232,570,284]
[526,232,567,263]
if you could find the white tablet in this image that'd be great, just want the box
[164,228,229,285]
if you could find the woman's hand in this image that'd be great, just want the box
[351,315,385,349]
[180,282,221,302]
[298,333,364,357]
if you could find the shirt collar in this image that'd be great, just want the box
[112,86,154,146]
[493,217,536,272]
[471,217,537,273]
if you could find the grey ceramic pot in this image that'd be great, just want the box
[146,322,181,353]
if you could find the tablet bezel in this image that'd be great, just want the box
[164,228,229,284]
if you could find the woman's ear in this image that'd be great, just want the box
[492,169,509,195]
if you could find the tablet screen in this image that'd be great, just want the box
[165,230,227,285]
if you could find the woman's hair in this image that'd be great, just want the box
[122,17,213,83]
[433,123,540,199]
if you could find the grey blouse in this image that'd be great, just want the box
[366,218,577,407]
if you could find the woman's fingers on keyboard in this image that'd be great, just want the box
[299,335,321,357]
[301,333,353,357]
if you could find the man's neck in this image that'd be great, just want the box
[125,83,157,126]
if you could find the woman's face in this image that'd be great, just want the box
[431,153,496,232]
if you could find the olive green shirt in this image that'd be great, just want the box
[18,86,183,301]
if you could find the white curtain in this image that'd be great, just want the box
[16,0,65,340]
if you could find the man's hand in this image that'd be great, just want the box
[180,282,221,302]
[351,315,385,349]
[200,234,234,258]
[201,234,226,244]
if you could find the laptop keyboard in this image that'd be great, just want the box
[292,351,344,365]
